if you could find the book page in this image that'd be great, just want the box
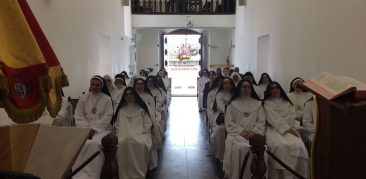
[310,72,353,95]
[341,76,366,91]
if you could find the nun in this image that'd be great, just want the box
[113,87,162,179]
[206,76,224,132]
[157,69,171,108]
[120,71,131,86]
[257,73,272,99]
[103,75,115,94]
[242,71,258,86]
[287,77,313,125]
[210,77,235,161]
[155,75,169,122]
[198,69,209,112]
[231,71,242,87]
[72,75,113,179]
[133,78,155,117]
[146,76,164,129]
[302,97,317,147]
[263,82,309,179]
[112,74,127,112]
[223,79,266,179]
[203,71,216,110]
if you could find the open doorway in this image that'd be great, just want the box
[163,33,202,96]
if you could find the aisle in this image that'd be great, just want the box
[150,97,218,179]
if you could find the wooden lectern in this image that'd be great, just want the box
[304,87,366,179]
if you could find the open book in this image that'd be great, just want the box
[304,72,366,100]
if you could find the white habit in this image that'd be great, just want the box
[198,76,209,110]
[210,90,232,161]
[264,98,309,179]
[223,97,266,179]
[73,92,113,179]
[115,104,153,179]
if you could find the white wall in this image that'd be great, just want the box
[28,0,130,98]
[207,29,234,71]
[233,0,366,91]
[135,29,161,74]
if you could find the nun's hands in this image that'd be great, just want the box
[240,130,255,140]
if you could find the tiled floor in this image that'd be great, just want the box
[149,97,220,179]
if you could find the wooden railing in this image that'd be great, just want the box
[132,0,235,14]
[101,133,119,179]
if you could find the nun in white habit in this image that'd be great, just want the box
[73,75,113,179]
[156,76,169,123]
[230,72,242,87]
[133,78,162,170]
[206,77,224,132]
[134,78,155,113]
[263,82,309,179]
[111,74,127,112]
[198,69,209,112]
[157,69,171,107]
[113,87,162,179]
[287,77,313,127]
[257,73,272,99]
[210,77,235,161]
[120,71,131,87]
[223,79,266,179]
[146,76,164,129]
[302,97,317,145]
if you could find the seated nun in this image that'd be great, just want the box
[287,77,313,129]
[210,77,235,162]
[257,73,273,99]
[203,71,216,108]
[263,82,309,179]
[72,75,113,179]
[133,78,156,122]
[103,75,115,95]
[134,78,162,169]
[242,72,258,86]
[120,71,131,87]
[146,76,165,131]
[223,79,266,179]
[198,69,209,112]
[302,97,317,147]
[206,76,224,132]
[113,87,162,179]
[157,69,171,108]
[111,74,126,112]
[231,72,242,87]
[155,75,169,122]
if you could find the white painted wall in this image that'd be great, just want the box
[135,29,161,74]
[28,0,130,98]
[207,29,234,71]
[233,0,366,91]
